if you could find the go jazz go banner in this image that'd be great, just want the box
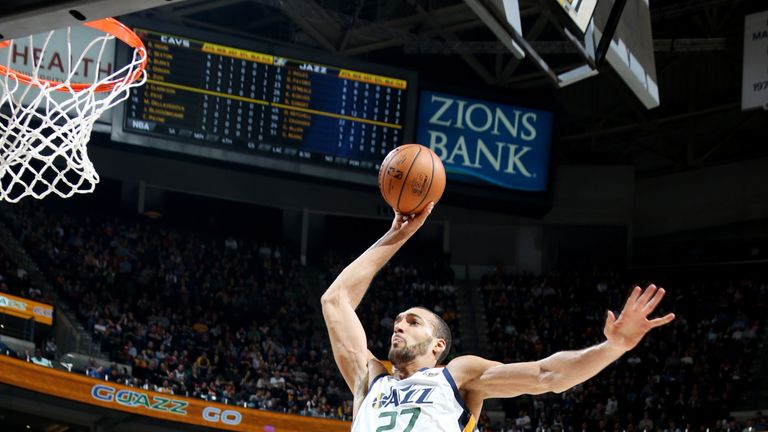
[0,356,350,431]
[417,90,554,192]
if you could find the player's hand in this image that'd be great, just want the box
[389,202,435,239]
[604,284,676,352]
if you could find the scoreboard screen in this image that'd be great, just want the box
[111,21,416,182]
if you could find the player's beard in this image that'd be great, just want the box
[388,338,432,365]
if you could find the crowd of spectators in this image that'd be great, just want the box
[0,246,40,301]
[3,201,355,419]
[2,199,766,430]
[478,269,767,431]
[0,248,59,368]
[1,201,463,422]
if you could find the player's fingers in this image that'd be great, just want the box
[421,202,435,217]
[634,284,657,310]
[392,217,403,229]
[623,285,642,310]
[649,313,676,328]
[605,310,617,327]
[642,287,666,313]
[411,202,435,225]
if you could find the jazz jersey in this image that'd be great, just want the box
[352,367,477,432]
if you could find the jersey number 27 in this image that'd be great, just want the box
[376,407,421,432]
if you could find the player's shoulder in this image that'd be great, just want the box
[445,355,502,389]
[364,354,389,388]
[446,354,500,370]
[352,354,389,409]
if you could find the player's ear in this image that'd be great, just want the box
[433,338,446,357]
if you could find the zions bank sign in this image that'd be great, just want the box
[417,90,553,191]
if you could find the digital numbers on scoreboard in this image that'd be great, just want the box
[123,29,409,170]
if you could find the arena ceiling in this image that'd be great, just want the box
[124,0,768,177]
[3,0,767,177]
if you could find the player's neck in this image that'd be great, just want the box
[392,358,435,380]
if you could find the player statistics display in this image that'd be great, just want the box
[112,21,416,182]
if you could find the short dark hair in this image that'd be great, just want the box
[415,306,452,364]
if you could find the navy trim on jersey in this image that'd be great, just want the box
[458,410,473,431]
[441,367,468,411]
[368,373,390,393]
[442,368,474,431]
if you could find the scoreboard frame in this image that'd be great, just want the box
[110,18,418,187]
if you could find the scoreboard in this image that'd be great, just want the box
[112,22,416,180]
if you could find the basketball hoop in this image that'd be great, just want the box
[0,18,147,203]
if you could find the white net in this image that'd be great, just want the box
[0,21,146,203]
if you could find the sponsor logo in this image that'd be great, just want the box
[130,120,152,131]
[410,173,428,195]
[0,294,53,324]
[427,95,538,140]
[387,167,403,180]
[0,295,27,311]
[33,306,53,319]
[417,90,553,191]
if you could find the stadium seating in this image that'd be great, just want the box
[2,201,351,418]
[2,199,766,430]
[479,269,767,430]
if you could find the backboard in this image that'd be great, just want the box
[592,0,659,109]
[474,0,659,109]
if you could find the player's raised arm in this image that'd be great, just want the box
[321,203,435,393]
[450,284,675,400]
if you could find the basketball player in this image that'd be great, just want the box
[321,203,676,431]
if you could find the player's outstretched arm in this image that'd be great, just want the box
[321,203,435,393]
[450,284,675,399]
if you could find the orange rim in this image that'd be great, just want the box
[0,17,147,93]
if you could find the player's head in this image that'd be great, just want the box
[389,306,452,367]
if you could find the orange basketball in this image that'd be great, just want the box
[378,144,446,215]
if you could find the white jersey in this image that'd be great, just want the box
[352,367,477,432]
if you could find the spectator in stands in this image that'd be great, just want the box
[43,338,57,360]
[516,410,532,431]
[637,411,654,430]
[30,349,53,368]
[479,269,766,430]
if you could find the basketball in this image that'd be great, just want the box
[378,144,446,215]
